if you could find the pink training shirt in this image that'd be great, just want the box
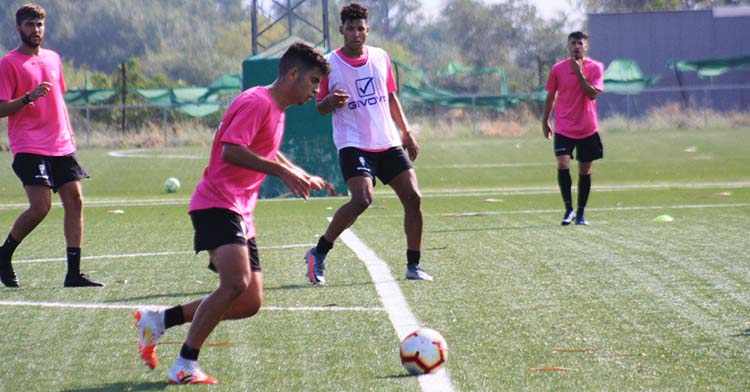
[189,86,285,239]
[545,57,605,139]
[0,48,75,156]
[317,46,400,151]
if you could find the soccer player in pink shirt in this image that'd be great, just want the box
[542,31,605,226]
[133,42,330,385]
[0,3,102,287]
[304,2,433,284]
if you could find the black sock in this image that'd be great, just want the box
[164,305,185,329]
[66,247,81,276]
[557,169,573,211]
[407,250,421,269]
[577,174,591,216]
[0,234,20,262]
[180,343,200,361]
[315,236,334,255]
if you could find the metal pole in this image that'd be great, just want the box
[85,106,91,148]
[251,0,258,55]
[121,62,126,133]
[163,106,168,146]
[287,0,293,37]
[322,0,330,51]
[471,96,477,136]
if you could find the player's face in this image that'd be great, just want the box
[292,68,324,106]
[340,19,369,53]
[17,18,45,49]
[567,38,588,60]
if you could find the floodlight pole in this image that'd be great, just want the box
[250,0,330,55]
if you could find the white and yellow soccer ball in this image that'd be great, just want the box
[399,327,448,375]
[164,177,181,193]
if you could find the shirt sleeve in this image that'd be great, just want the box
[544,66,557,93]
[57,53,67,94]
[385,53,397,93]
[220,99,267,147]
[590,61,605,92]
[0,59,16,101]
[316,74,330,102]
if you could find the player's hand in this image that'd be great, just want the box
[542,121,553,140]
[307,175,327,191]
[279,168,311,200]
[402,131,419,161]
[328,89,349,109]
[570,57,583,76]
[29,81,52,102]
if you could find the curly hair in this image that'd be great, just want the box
[278,42,331,76]
[16,3,46,26]
[340,2,368,24]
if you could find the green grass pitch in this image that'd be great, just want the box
[0,127,749,391]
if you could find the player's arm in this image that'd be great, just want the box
[221,143,312,199]
[388,92,419,161]
[315,89,349,115]
[571,59,601,100]
[0,82,52,118]
[542,91,556,140]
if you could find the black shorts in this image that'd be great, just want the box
[554,132,604,162]
[12,153,89,192]
[339,146,413,185]
[190,208,261,272]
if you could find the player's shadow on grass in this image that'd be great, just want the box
[62,381,168,392]
[379,373,417,380]
[431,225,546,233]
[730,328,750,337]
[265,280,384,291]
[106,290,211,302]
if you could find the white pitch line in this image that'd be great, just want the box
[337,224,456,392]
[13,243,315,264]
[435,202,750,218]
[108,149,204,160]
[0,300,382,312]
[0,180,746,210]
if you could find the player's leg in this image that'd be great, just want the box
[554,134,576,225]
[0,185,51,287]
[377,147,429,280]
[57,180,101,287]
[168,243,250,384]
[573,133,603,225]
[179,239,264,321]
[388,168,432,281]
[306,176,373,284]
[306,148,376,284]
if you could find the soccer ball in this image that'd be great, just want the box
[164,177,181,193]
[399,327,448,375]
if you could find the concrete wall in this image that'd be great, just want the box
[588,8,750,117]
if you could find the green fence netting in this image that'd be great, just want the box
[604,58,660,95]
[63,73,242,117]
[668,54,750,78]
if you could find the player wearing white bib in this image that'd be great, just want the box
[304,2,433,284]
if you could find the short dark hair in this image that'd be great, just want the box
[16,3,45,26]
[278,42,330,76]
[340,2,368,24]
[568,31,589,41]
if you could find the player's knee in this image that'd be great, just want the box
[350,195,372,214]
[63,194,83,212]
[221,276,251,296]
[28,202,51,221]
[243,301,262,318]
[401,191,421,211]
